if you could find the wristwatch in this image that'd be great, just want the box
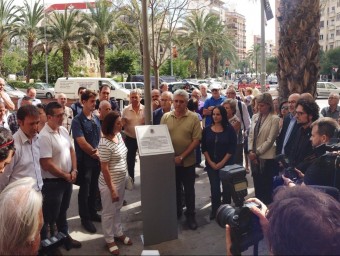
[178,156,183,161]
[72,169,78,174]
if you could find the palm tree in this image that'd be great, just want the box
[15,0,44,83]
[84,0,117,77]
[247,43,261,78]
[181,10,223,78]
[277,0,320,98]
[45,8,93,77]
[0,0,20,75]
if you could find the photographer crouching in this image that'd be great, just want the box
[224,186,340,255]
[282,117,340,191]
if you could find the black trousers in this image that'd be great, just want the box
[252,159,275,205]
[124,135,138,180]
[41,178,72,239]
[78,158,100,220]
[176,165,196,217]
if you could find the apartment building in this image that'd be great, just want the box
[319,0,340,51]
[225,11,246,61]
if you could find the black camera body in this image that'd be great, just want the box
[216,202,264,255]
[273,154,299,188]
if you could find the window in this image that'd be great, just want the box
[331,33,334,39]
[320,20,324,27]
[320,34,324,40]
[317,83,325,89]
[337,14,340,21]
[124,83,131,90]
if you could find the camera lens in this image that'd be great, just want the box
[215,204,236,228]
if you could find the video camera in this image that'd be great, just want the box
[216,165,264,255]
[274,154,299,185]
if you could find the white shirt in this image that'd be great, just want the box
[39,124,73,179]
[236,100,251,131]
[0,128,43,191]
[17,97,42,108]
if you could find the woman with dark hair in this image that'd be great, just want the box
[202,106,237,219]
[0,127,15,173]
[98,111,132,255]
[278,100,289,130]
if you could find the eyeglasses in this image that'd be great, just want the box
[226,92,236,94]
[329,97,338,100]
[211,89,219,92]
[161,99,170,102]
[281,106,288,110]
[174,99,185,104]
[295,111,306,116]
[288,101,296,104]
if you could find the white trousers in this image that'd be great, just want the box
[99,179,125,243]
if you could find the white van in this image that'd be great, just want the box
[118,82,144,97]
[55,77,130,106]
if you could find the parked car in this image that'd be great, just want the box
[118,82,144,97]
[316,82,340,98]
[167,81,200,93]
[32,82,55,98]
[4,84,26,98]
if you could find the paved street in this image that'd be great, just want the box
[30,90,328,255]
[60,157,269,255]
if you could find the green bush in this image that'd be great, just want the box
[8,81,28,89]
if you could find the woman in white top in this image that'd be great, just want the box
[98,111,133,255]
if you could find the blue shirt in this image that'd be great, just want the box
[203,96,226,126]
[71,112,101,162]
[153,108,164,125]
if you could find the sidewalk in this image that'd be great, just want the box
[61,158,269,255]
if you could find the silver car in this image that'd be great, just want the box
[316,82,340,98]
[32,82,55,98]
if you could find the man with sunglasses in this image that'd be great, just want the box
[202,84,225,127]
[39,102,81,250]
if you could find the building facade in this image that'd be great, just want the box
[225,11,246,61]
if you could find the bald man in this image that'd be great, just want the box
[0,78,14,111]
[276,93,300,155]
[98,100,112,124]
[321,92,340,120]
[57,93,73,133]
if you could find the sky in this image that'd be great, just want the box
[13,0,276,50]
[227,0,276,48]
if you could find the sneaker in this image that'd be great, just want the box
[64,235,82,250]
[123,200,127,206]
[81,219,96,233]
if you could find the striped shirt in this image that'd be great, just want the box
[98,134,127,186]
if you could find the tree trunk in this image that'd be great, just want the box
[197,45,203,78]
[0,41,3,76]
[153,64,159,89]
[277,0,320,99]
[26,39,34,83]
[204,56,209,77]
[63,48,71,77]
[99,45,106,78]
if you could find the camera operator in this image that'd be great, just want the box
[283,117,340,190]
[225,186,340,255]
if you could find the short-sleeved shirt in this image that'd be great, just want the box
[203,96,225,126]
[39,124,73,179]
[62,106,73,133]
[71,112,101,162]
[161,109,202,167]
[98,134,127,186]
[122,104,145,138]
[320,106,340,120]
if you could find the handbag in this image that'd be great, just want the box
[125,175,134,191]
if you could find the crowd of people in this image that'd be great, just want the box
[0,78,339,255]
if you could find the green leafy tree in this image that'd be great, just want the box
[247,44,261,77]
[159,57,190,79]
[106,50,138,80]
[266,56,278,75]
[181,10,226,78]
[84,0,117,77]
[0,0,20,75]
[2,46,26,76]
[45,8,93,77]
[14,0,44,83]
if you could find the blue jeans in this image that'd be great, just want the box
[207,168,232,214]
[41,179,72,239]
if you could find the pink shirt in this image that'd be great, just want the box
[122,104,145,138]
